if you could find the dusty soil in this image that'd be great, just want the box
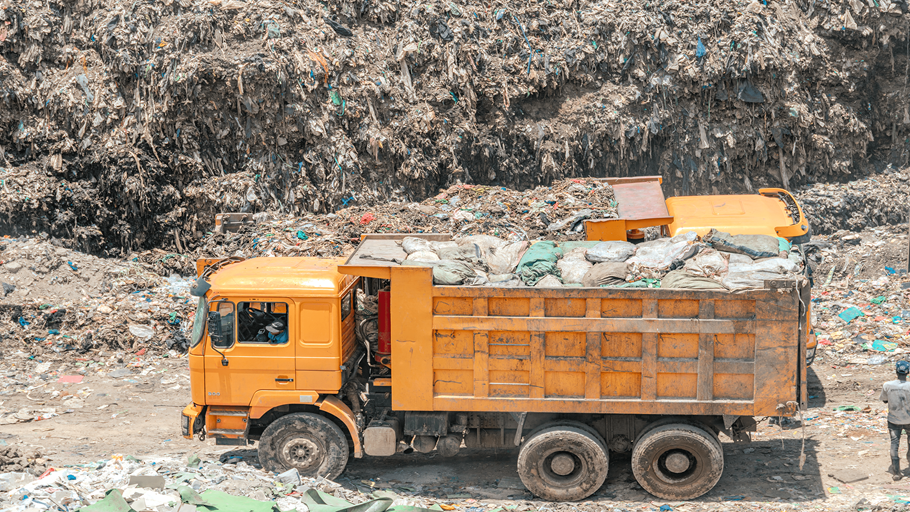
[0,355,895,509]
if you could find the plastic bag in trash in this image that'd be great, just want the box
[581,262,629,287]
[516,241,563,285]
[129,324,155,340]
[0,473,33,492]
[627,238,699,269]
[517,261,560,286]
[703,229,779,259]
[683,249,729,278]
[486,241,529,275]
[586,241,635,263]
[535,275,564,288]
[456,235,506,253]
[400,237,457,254]
[670,231,699,243]
[558,248,593,284]
[726,253,754,265]
[406,250,440,262]
[437,244,485,269]
[661,270,726,290]
[401,259,476,285]
[728,257,799,274]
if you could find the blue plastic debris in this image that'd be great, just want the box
[838,307,864,323]
[18,318,30,328]
[48,330,60,335]
[67,261,78,271]
[696,37,706,58]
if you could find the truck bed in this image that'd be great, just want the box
[340,235,807,418]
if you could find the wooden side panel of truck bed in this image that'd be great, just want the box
[388,266,801,417]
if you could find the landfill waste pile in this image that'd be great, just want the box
[805,225,910,368]
[2,0,910,257]
[194,178,617,264]
[0,237,199,359]
[382,228,803,289]
[796,168,910,235]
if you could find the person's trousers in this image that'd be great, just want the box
[889,422,910,458]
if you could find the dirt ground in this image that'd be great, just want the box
[0,339,905,510]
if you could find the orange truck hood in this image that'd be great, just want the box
[665,190,808,239]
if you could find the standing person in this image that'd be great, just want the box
[881,361,910,480]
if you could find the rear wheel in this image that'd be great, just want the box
[517,426,609,501]
[631,423,724,500]
[258,413,349,479]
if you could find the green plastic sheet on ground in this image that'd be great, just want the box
[196,490,285,512]
[78,490,136,512]
[300,489,443,512]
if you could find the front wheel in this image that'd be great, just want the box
[631,423,724,500]
[517,426,609,501]
[258,412,349,479]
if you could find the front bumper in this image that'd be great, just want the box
[181,403,205,439]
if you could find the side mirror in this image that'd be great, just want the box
[190,278,211,297]
[207,311,223,343]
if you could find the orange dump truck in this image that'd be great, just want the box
[181,179,814,501]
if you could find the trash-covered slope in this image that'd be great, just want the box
[1,0,909,254]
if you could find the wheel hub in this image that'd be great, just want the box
[664,452,690,473]
[550,453,576,476]
[282,437,321,468]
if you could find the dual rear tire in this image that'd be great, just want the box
[517,421,723,501]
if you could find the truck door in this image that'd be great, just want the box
[203,299,296,405]
[296,298,343,393]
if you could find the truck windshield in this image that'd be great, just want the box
[190,297,207,348]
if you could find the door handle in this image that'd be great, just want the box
[275,378,294,383]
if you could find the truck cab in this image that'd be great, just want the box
[183,257,364,462]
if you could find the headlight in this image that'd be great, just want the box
[181,414,190,436]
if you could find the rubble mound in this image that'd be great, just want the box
[796,169,910,235]
[1,0,909,255]
[0,238,162,303]
[0,445,44,475]
[0,237,196,358]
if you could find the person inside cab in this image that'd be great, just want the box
[257,320,288,344]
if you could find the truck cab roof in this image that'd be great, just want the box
[207,257,353,298]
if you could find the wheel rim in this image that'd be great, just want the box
[537,449,587,488]
[279,435,325,472]
[652,448,700,484]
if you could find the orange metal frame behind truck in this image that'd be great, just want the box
[182,187,813,502]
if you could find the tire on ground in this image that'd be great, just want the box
[631,423,724,500]
[517,426,609,502]
[258,412,349,479]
